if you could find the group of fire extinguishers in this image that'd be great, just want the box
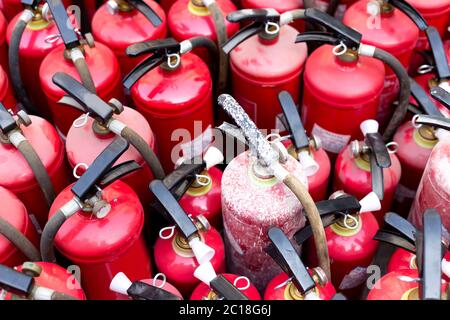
[0,0,449,301]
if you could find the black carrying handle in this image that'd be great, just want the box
[46,0,80,49]
[265,227,316,294]
[410,79,444,117]
[430,86,450,111]
[99,160,141,188]
[365,133,391,200]
[293,196,361,245]
[425,27,450,81]
[384,212,416,244]
[295,31,341,46]
[127,281,181,300]
[52,72,113,123]
[126,0,163,27]
[222,9,279,54]
[210,275,248,300]
[373,229,416,253]
[0,264,34,297]
[414,114,450,132]
[71,137,130,200]
[278,91,309,150]
[0,102,18,134]
[149,179,198,240]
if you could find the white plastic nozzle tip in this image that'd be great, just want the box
[360,119,379,136]
[189,237,215,264]
[109,272,132,296]
[193,261,217,286]
[203,146,224,170]
[298,150,320,177]
[359,192,381,213]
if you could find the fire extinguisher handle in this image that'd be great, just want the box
[162,162,205,198]
[410,79,443,117]
[366,133,391,168]
[126,38,180,58]
[45,0,80,49]
[373,230,416,253]
[0,102,18,133]
[414,114,450,132]
[149,179,198,240]
[420,209,443,300]
[314,196,362,216]
[278,91,310,150]
[0,263,34,297]
[389,0,428,31]
[99,160,141,189]
[369,154,385,200]
[426,27,450,81]
[123,55,166,91]
[294,214,338,246]
[71,137,130,200]
[127,281,182,300]
[52,72,113,123]
[210,275,248,300]
[295,31,340,46]
[431,86,450,111]
[384,212,416,244]
[226,8,279,24]
[266,227,316,294]
[126,0,162,27]
[222,22,263,54]
[303,8,362,49]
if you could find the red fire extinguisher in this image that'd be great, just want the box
[409,111,450,231]
[151,179,225,297]
[40,138,153,300]
[0,65,17,112]
[392,82,447,216]
[92,0,167,75]
[109,272,183,300]
[222,9,308,130]
[334,119,402,225]
[278,91,331,201]
[1,261,86,300]
[0,102,67,228]
[123,37,216,173]
[218,94,331,291]
[52,71,165,203]
[0,187,40,267]
[6,0,76,117]
[263,227,336,300]
[40,0,123,136]
[295,191,381,299]
[343,0,420,127]
[191,261,260,300]
[368,210,448,300]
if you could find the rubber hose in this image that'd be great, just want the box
[189,36,219,91]
[51,291,79,300]
[283,174,331,279]
[40,210,66,263]
[16,139,56,207]
[73,55,97,94]
[373,48,411,141]
[121,127,166,179]
[0,216,40,261]
[207,1,228,95]
[8,15,39,115]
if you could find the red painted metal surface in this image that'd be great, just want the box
[190,273,261,300]
[334,144,402,226]
[221,151,307,291]
[0,11,8,72]
[50,180,152,300]
[229,26,307,130]
[66,106,156,202]
[0,115,69,227]
[39,42,123,136]
[302,45,384,157]
[130,52,213,173]
[153,225,225,297]
[0,187,39,268]
[0,64,17,112]
[92,0,168,75]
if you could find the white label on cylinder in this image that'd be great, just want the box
[312,123,350,154]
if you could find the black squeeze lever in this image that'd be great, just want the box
[383,212,416,244]
[364,131,391,200]
[425,27,450,80]
[126,0,162,27]
[210,275,248,300]
[52,72,113,123]
[265,227,316,294]
[71,137,132,200]
[46,0,80,49]
[414,115,450,132]
[0,264,34,297]
[430,86,450,110]
[127,281,181,300]
[373,229,416,253]
[150,179,198,240]
[420,209,443,300]
[0,102,18,133]
[296,31,341,46]
[410,79,443,117]
[278,91,309,150]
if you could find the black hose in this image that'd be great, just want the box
[40,209,66,263]
[0,216,40,261]
[16,139,56,207]
[121,127,166,179]
[8,14,39,115]
[373,48,411,141]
